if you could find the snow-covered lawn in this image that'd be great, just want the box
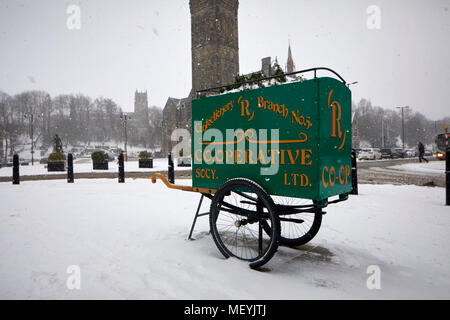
[387,161,444,175]
[0,158,186,177]
[0,179,449,299]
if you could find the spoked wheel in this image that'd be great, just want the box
[209,178,280,269]
[268,196,322,247]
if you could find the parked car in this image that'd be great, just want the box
[2,156,29,166]
[177,156,192,167]
[380,148,394,159]
[380,148,406,159]
[393,148,407,158]
[40,157,48,164]
[358,148,381,160]
[353,148,362,157]
[424,150,433,157]
[405,149,417,157]
[373,148,382,159]
[110,148,122,156]
[6,157,13,167]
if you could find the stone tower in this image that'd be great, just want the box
[162,0,240,155]
[190,0,240,93]
[132,90,151,147]
[134,90,149,129]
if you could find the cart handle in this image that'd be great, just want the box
[151,173,216,194]
[196,67,347,96]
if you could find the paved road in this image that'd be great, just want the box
[356,157,445,187]
[356,157,434,168]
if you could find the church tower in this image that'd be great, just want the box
[134,90,149,128]
[286,42,295,74]
[190,0,240,93]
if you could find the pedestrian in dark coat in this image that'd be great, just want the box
[418,141,428,163]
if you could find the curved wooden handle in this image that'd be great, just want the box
[151,173,216,194]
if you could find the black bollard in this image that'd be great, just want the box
[446,148,450,206]
[118,152,125,183]
[12,154,19,185]
[168,152,175,184]
[350,149,358,195]
[67,153,74,183]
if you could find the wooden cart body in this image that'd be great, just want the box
[191,76,352,202]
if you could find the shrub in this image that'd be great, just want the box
[139,151,153,159]
[272,62,287,83]
[48,152,66,162]
[91,151,108,163]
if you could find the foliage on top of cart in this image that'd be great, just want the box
[196,67,348,98]
[192,68,352,202]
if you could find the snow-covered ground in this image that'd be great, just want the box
[387,161,444,175]
[0,179,449,299]
[0,158,187,177]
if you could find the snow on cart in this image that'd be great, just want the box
[152,67,352,268]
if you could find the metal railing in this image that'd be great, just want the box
[196,67,347,96]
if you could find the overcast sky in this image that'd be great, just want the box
[0,0,449,120]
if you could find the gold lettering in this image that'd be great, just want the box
[301,149,312,165]
[286,149,300,165]
[284,173,290,186]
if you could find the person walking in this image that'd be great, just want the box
[418,141,429,163]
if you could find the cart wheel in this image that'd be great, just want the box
[267,196,322,247]
[209,178,280,269]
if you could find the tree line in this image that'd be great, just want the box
[0,90,162,161]
[1,89,448,161]
[353,98,449,149]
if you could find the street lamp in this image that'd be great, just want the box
[24,112,44,165]
[120,113,131,161]
[23,112,35,165]
[396,106,409,150]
